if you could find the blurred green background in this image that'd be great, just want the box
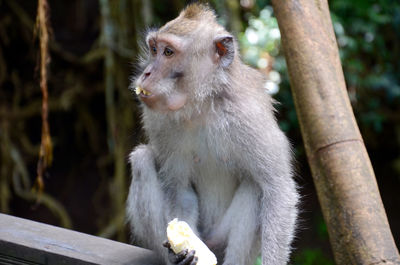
[0,0,399,264]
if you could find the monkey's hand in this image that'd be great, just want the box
[163,241,198,265]
[166,218,216,265]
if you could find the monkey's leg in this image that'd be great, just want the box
[127,145,199,264]
[126,145,169,258]
[208,180,261,265]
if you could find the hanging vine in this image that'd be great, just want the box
[34,0,52,198]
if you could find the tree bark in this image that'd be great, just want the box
[271,0,400,264]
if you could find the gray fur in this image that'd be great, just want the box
[126,4,298,265]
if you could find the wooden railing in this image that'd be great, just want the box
[0,213,164,265]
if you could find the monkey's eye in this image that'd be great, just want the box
[151,45,157,55]
[163,47,174,57]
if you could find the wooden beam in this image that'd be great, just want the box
[0,213,164,265]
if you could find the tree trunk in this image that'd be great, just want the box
[271,0,400,264]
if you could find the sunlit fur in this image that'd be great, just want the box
[129,27,158,90]
[127,3,299,265]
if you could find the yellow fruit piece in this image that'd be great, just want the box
[135,86,142,95]
[167,218,217,265]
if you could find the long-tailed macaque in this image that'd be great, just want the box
[126,3,299,265]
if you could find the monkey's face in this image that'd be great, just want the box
[134,9,235,113]
[135,33,190,112]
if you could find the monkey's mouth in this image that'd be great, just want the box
[135,86,153,97]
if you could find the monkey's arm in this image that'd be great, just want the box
[237,129,299,265]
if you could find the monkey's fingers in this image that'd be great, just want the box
[174,250,188,262]
[190,256,198,265]
[169,249,189,264]
[163,240,171,249]
[190,257,198,265]
[164,240,190,264]
[177,250,197,265]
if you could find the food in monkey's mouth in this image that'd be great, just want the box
[135,86,152,96]
[167,218,217,265]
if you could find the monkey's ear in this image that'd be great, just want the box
[214,35,234,68]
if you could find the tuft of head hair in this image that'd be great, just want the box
[182,3,215,21]
[159,3,218,36]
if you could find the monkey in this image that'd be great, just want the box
[126,3,299,265]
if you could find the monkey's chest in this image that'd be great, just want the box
[161,125,239,225]
[191,154,239,229]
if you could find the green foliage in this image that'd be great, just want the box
[316,216,329,240]
[239,6,280,64]
[292,248,335,265]
[239,4,297,134]
[331,0,400,133]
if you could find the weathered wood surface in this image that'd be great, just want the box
[0,213,164,265]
